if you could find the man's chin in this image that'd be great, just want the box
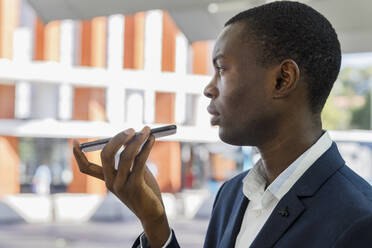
[218,127,244,146]
[218,127,259,146]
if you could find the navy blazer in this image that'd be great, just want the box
[134,142,372,247]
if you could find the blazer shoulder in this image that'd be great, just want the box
[213,170,249,207]
[221,171,249,191]
[337,164,372,202]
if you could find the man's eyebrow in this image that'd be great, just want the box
[213,54,225,65]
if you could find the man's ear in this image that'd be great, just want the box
[273,59,300,98]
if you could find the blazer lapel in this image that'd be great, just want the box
[250,191,305,248]
[219,190,249,248]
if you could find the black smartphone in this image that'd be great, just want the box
[79,124,177,152]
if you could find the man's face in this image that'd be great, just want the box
[204,22,279,146]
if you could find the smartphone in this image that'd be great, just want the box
[79,124,177,152]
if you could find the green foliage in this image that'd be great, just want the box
[336,67,372,95]
[351,93,371,129]
[321,66,372,130]
[321,96,352,130]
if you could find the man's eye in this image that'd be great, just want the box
[216,66,225,73]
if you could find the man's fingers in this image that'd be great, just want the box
[132,135,155,179]
[115,126,151,186]
[73,140,104,181]
[101,128,135,189]
[101,128,135,160]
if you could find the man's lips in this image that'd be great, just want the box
[210,115,220,125]
[207,105,219,116]
[207,105,220,125]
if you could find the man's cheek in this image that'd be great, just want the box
[226,89,246,108]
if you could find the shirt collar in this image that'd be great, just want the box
[242,131,333,207]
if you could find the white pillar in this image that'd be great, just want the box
[15,80,32,119]
[30,83,59,119]
[175,33,188,125]
[107,15,124,70]
[106,15,126,125]
[127,92,144,125]
[143,10,163,124]
[58,20,75,120]
[14,27,32,119]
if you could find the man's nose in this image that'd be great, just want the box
[203,79,218,99]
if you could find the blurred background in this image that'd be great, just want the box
[0,0,371,247]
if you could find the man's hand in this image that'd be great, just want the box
[73,126,171,248]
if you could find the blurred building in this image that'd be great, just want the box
[0,0,239,198]
[1,0,372,204]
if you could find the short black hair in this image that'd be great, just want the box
[225,1,341,113]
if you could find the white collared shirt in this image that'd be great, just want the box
[235,132,333,248]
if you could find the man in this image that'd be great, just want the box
[73,1,372,247]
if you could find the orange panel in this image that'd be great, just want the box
[73,87,106,122]
[91,17,107,68]
[123,13,145,69]
[133,12,145,70]
[34,18,61,61]
[80,21,92,67]
[0,85,15,119]
[155,92,175,124]
[0,0,19,196]
[161,12,178,72]
[34,18,45,61]
[0,137,19,196]
[44,21,61,61]
[73,88,90,121]
[150,141,181,193]
[123,15,134,69]
[192,41,210,75]
[210,154,237,181]
[0,0,19,59]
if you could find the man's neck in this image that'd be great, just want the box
[256,119,322,185]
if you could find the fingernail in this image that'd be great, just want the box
[140,127,147,134]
